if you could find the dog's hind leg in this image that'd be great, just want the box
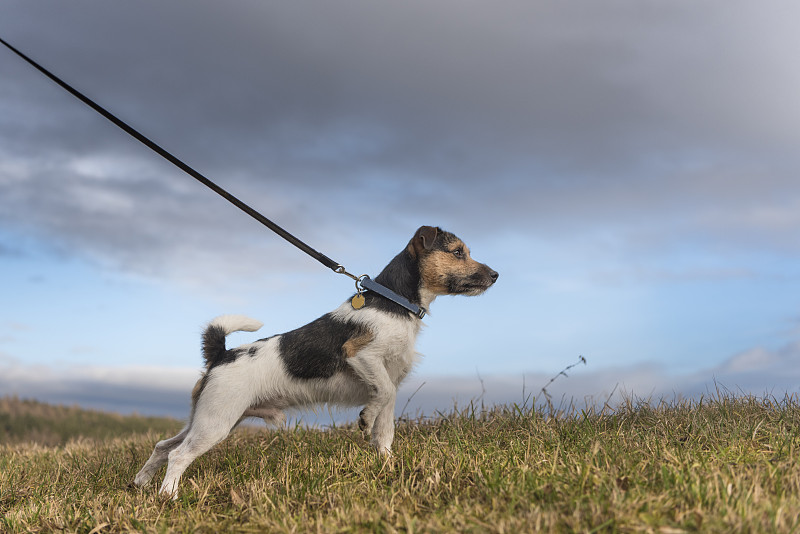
[242,406,286,427]
[158,387,251,499]
[133,425,190,487]
[134,374,209,487]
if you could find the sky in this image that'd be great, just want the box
[1,1,799,421]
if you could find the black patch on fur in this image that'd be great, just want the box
[212,348,245,370]
[202,325,231,369]
[278,314,369,379]
[363,248,422,318]
[201,324,253,370]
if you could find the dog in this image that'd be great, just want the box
[132,225,498,498]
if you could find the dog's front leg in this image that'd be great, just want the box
[371,394,397,455]
[348,353,396,455]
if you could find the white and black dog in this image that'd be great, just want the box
[133,225,498,498]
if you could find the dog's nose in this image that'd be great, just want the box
[489,269,499,283]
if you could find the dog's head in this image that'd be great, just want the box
[407,226,498,297]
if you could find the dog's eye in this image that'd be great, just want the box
[452,248,464,258]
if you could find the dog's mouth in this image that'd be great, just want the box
[457,285,492,296]
[445,271,498,295]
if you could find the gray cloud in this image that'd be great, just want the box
[2,0,800,284]
[3,341,798,421]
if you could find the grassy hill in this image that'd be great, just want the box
[0,396,182,446]
[1,394,799,532]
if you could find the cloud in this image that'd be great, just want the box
[3,342,798,421]
[0,355,198,417]
[708,343,800,393]
[3,0,800,287]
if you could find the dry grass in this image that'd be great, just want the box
[2,394,800,532]
[0,396,181,447]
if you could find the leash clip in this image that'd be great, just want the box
[337,265,368,309]
[335,265,364,282]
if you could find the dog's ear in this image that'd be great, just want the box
[408,226,438,258]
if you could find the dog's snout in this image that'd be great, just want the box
[488,268,499,283]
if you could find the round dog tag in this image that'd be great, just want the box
[351,293,366,309]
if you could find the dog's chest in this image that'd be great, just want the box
[375,320,419,385]
[333,303,421,384]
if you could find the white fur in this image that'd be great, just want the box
[208,314,264,335]
[133,302,428,499]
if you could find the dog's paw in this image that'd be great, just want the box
[159,488,180,502]
[358,408,372,432]
[158,480,181,501]
[132,471,152,487]
[374,443,393,457]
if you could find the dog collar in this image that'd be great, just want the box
[359,276,426,319]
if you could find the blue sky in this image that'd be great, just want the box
[2,1,799,420]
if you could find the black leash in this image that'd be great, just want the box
[1,36,426,319]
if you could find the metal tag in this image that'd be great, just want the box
[351,293,366,309]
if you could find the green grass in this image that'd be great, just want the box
[2,394,800,532]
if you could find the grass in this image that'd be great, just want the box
[0,396,181,447]
[2,393,800,532]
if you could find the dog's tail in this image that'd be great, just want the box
[202,315,264,368]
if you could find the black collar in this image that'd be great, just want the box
[360,276,426,319]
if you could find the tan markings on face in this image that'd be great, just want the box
[343,330,375,358]
[419,239,483,294]
[191,376,205,405]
